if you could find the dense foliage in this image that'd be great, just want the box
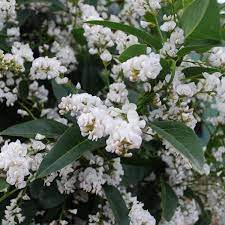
[0,0,225,224]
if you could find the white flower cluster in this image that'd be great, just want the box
[59,93,145,157]
[30,57,68,84]
[114,31,138,54]
[0,140,31,189]
[88,202,115,225]
[0,42,34,106]
[130,0,161,16]
[11,42,34,63]
[106,82,128,106]
[160,27,185,57]
[0,0,16,31]
[208,47,225,68]
[160,15,176,32]
[124,192,156,225]
[2,196,25,225]
[81,3,139,61]
[213,146,225,162]
[82,4,114,62]
[29,81,49,104]
[88,191,156,225]
[45,152,124,195]
[1,0,225,224]
[51,41,77,72]
[206,183,225,224]
[41,107,68,125]
[121,51,162,82]
[160,140,193,196]
[198,72,225,126]
[162,199,199,225]
[143,69,198,129]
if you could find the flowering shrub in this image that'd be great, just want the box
[1,0,225,224]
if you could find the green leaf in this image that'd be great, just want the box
[0,178,9,191]
[29,180,43,199]
[184,187,204,210]
[38,185,64,209]
[127,89,139,104]
[86,20,162,49]
[0,119,67,139]
[37,125,105,177]
[104,185,130,225]
[144,12,156,25]
[51,80,76,122]
[195,210,212,225]
[29,180,64,209]
[73,28,87,45]
[182,66,219,78]
[174,0,194,11]
[21,200,37,225]
[180,0,221,41]
[122,164,152,185]
[119,44,147,63]
[149,120,205,173]
[17,9,33,26]
[18,80,29,100]
[51,80,75,104]
[161,179,178,221]
[80,54,104,95]
[17,0,65,11]
[84,0,98,5]
[177,39,221,57]
[0,34,10,52]
[50,0,66,11]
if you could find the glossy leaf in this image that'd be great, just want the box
[180,0,221,41]
[119,44,147,63]
[104,185,130,225]
[37,126,105,177]
[86,20,162,49]
[0,119,67,139]
[149,121,205,173]
[161,179,178,221]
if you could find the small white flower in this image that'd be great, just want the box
[35,133,46,140]
[160,21,176,32]
[176,83,197,97]
[121,52,162,82]
[100,49,112,62]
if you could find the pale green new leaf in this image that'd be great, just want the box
[180,0,221,41]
